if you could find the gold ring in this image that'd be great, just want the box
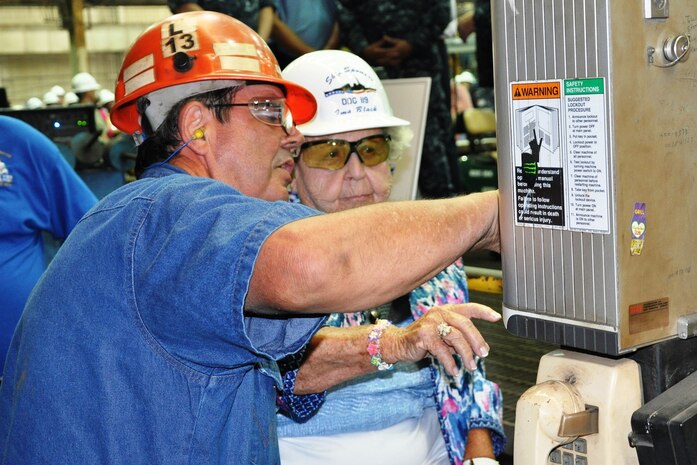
[437,322,452,338]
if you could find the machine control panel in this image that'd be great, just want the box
[549,439,588,465]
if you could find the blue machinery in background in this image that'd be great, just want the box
[0,104,135,199]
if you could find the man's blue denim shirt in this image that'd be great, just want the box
[0,165,324,464]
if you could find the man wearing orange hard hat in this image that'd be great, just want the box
[0,11,501,465]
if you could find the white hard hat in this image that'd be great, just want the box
[25,97,44,109]
[50,85,66,97]
[282,50,408,136]
[43,91,60,105]
[455,70,477,85]
[71,72,101,93]
[97,88,115,107]
[64,91,79,105]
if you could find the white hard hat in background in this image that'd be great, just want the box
[43,91,60,105]
[97,89,115,107]
[50,85,66,97]
[71,72,101,94]
[64,91,79,105]
[25,97,44,109]
[455,70,477,85]
[282,50,409,136]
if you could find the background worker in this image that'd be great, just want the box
[457,0,494,108]
[168,0,275,40]
[169,0,332,70]
[0,12,501,465]
[50,84,67,106]
[71,71,101,106]
[270,0,339,68]
[96,88,121,143]
[0,115,97,377]
[277,50,504,465]
[338,0,463,198]
[42,90,62,107]
[70,72,109,166]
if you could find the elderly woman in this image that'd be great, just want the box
[276,50,505,465]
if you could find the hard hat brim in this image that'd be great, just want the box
[297,113,409,137]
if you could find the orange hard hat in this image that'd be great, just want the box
[111,11,316,136]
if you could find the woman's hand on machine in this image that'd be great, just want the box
[381,303,501,376]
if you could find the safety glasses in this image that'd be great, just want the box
[214,98,294,134]
[297,134,392,171]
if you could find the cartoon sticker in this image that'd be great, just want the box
[630,202,646,256]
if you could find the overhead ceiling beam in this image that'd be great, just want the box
[68,0,88,73]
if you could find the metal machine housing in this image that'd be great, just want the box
[494,0,697,355]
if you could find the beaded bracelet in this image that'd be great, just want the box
[367,319,394,371]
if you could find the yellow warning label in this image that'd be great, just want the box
[512,82,561,100]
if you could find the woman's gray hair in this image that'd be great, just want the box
[385,125,414,162]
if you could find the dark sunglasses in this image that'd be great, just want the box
[297,134,392,171]
[214,98,293,134]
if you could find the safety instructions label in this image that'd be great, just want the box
[509,78,609,232]
[564,78,609,232]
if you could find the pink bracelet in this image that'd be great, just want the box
[367,319,394,371]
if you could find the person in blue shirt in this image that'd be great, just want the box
[0,115,97,376]
[0,12,501,465]
[169,0,276,40]
[170,0,340,70]
[270,0,339,68]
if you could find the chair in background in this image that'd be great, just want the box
[458,107,498,194]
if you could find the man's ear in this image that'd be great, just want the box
[178,100,210,153]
